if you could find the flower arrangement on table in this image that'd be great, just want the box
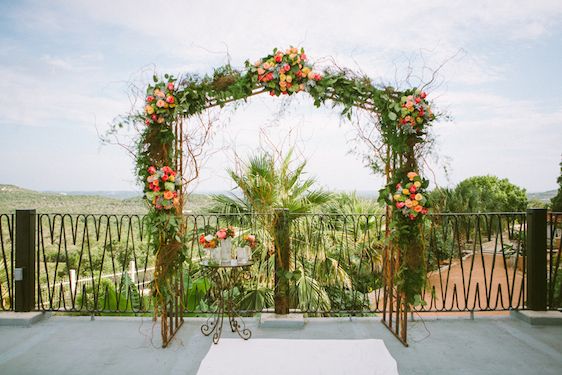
[241,234,256,249]
[144,165,181,210]
[199,226,236,247]
[391,171,430,221]
[398,91,435,134]
[199,234,218,249]
[144,77,176,126]
[247,47,322,96]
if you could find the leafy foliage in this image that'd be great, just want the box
[551,161,562,212]
[431,176,528,213]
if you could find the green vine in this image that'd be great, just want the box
[121,46,438,315]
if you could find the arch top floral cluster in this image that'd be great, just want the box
[144,77,177,126]
[391,172,430,220]
[247,47,322,97]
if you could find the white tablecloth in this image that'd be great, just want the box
[196,339,399,375]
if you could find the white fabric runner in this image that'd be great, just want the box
[196,339,399,375]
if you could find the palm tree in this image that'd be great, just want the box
[213,149,331,314]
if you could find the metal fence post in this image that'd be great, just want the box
[274,208,290,315]
[526,208,547,310]
[15,209,36,312]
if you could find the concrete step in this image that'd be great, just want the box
[511,310,562,325]
[0,312,51,327]
[259,313,305,328]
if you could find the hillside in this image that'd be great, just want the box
[527,189,557,203]
[0,185,212,214]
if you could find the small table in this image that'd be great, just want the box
[199,260,253,344]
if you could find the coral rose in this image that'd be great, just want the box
[166,96,174,104]
[146,96,154,103]
[163,191,174,200]
[148,166,156,174]
[156,99,166,108]
[396,202,405,209]
[405,199,413,208]
[216,230,227,240]
[414,205,423,212]
[167,82,174,91]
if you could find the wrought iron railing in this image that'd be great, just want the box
[548,212,562,309]
[0,213,14,310]
[25,211,551,315]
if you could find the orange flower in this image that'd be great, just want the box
[414,205,423,213]
[407,172,418,181]
[163,191,174,200]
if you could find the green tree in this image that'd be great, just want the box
[431,176,527,213]
[213,150,332,314]
[551,161,562,212]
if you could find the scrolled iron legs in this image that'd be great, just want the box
[200,266,252,344]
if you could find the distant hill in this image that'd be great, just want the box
[527,190,557,203]
[0,185,212,214]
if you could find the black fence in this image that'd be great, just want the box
[0,214,14,310]
[1,210,560,315]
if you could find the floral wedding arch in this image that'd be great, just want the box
[130,47,436,347]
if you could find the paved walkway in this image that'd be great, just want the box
[0,315,561,374]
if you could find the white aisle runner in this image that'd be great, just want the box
[196,339,399,375]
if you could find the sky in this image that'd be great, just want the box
[0,0,561,194]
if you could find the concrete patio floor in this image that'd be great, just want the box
[0,314,561,375]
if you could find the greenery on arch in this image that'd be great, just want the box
[126,46,439,314]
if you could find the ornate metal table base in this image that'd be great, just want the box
[200,261,253,344]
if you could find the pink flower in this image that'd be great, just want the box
[314,73,321,81]
[257,68,265,75]
[275,54,283,63]
[216,230,227,240]
[409,214,416,220]
[270,91,275,96]
[420,92,427,99]
[156,99,166,108]
[396,202,405,209]
[151,114,157,121]
[148,166,156,174]
[146,95,154,103]
[166,96,175,104]
[283,64,291,72]
[415,97,421,104]
[145,119,150,125]
[421,208,428,215]
[167,82,174,91]
[301,53,307,61]
[409,185,417,193]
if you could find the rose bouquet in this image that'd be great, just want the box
[144,77,177,126]
[144,165,181,210]
[247,47,322,96]
[199,234,218,249]
[391,171,430,221]
[241,234,256,249]
[216,226,235,240]
[398,91,434,134]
